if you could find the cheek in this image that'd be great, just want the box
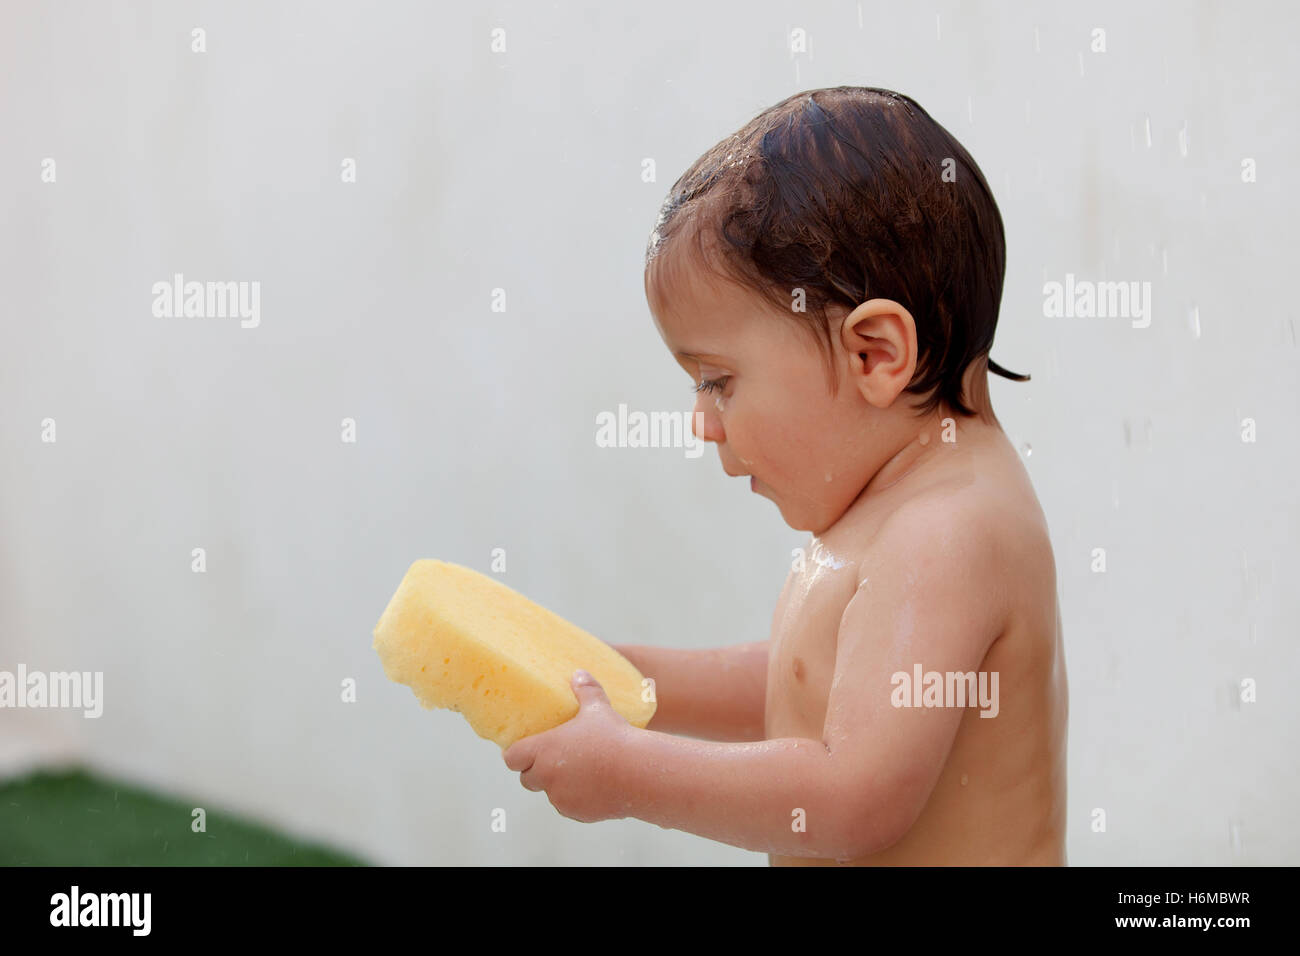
[733,376,837,474]
[763,403,830,459]
[773,413,853,490]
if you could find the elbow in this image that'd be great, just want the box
[839,808,908,861]
[835,776,926,860]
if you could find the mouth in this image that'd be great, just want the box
[721,462,760,493]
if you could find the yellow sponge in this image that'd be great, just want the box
[373,560,655,749]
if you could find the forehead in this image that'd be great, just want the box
[646,240,763,355]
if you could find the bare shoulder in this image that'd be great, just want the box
[920,433,1053,568]
[869,460,1055,630]
[872,475,1019,560]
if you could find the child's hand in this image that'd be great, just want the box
[502,670,634,824]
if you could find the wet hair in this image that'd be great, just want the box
[645,86,1029,418]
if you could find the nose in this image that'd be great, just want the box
[691,392,724,443]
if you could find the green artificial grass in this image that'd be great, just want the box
[0,767,369,866]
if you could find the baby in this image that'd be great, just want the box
[504,86,1067,865]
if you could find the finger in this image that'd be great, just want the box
[502,737,537,772]
[571,669,611,709]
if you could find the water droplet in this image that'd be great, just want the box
[960,774,969,787]
[1021,442,1032,458]
[918,430,930,446]
[1188,305,1201,338]
[824,471,832,482]
[1228,818,1243,855]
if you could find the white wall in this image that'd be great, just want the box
[1,0,1296,865]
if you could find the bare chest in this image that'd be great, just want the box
[763,537,861,740]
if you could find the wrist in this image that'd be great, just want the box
[606,723,649,821]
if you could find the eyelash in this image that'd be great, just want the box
[694,376,729,394]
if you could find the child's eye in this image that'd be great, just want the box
[694,376,729,394]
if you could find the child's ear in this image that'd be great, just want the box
[840,299,918,408]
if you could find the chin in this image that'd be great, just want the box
[777,500,836,535]
[757,482,824,532]
[775,505,815,533]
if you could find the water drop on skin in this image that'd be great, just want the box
[918,430,930,446]
[808,536,847,570]
[824,471,832,482]
[714,394,726,413]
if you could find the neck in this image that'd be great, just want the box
[856,363,1002,502]
[858,413,948,499]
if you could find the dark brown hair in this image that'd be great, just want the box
[645,86,1029,418]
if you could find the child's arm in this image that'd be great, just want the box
[613,641,768,742]
[588,508,1008,858]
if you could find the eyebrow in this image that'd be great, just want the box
[675,350,730,362]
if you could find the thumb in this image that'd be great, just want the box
[571,669,611,708]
